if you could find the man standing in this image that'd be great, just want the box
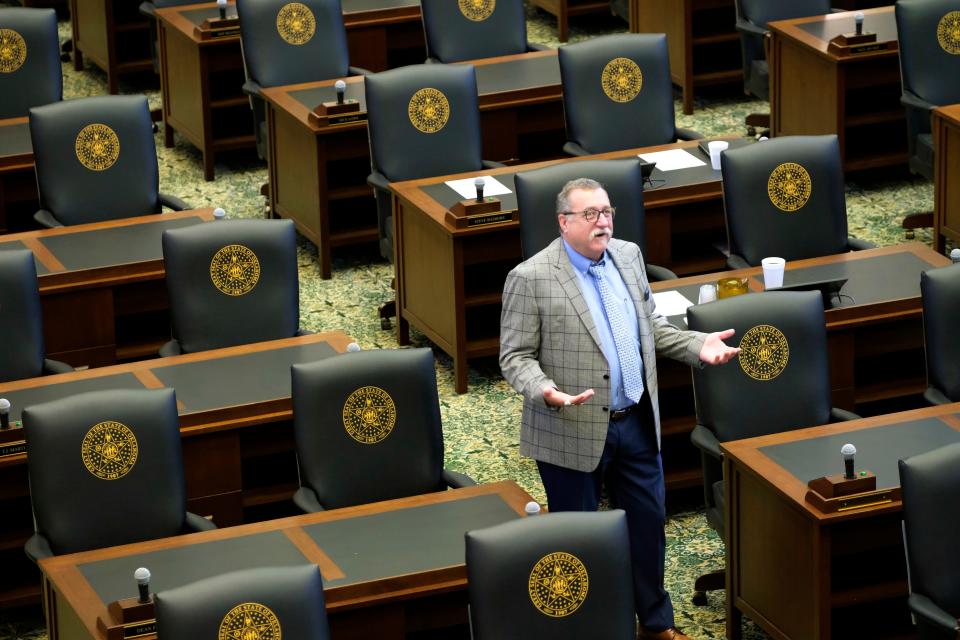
[500,178,739,640]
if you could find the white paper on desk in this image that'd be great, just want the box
[638,149,706,171]
[445,175,512,199]
[652,290,695,317]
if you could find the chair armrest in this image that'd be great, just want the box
[901,89,936,115]
[527,42,551,52]
[482,160,507,169]
[829,407,861,422]
[34,209,62,228]
[646,263,677,282]
[138,1,156,18]
[691,424,723,461]
[676,127,704,141]
[367,171,391,193]
[735,17,768,38]
[908,593,960,636]
[847,237,875,251]
[348,66,372,76]
[242,79,263,98]
[563,141,590,156]
[442,468,477,489]
[184,512,217,532]
[43,359,74,375]
[924,386,953,406]
[726,254,751,269]
[159,193,190,211]
[293,486,326,513]
[159,340,182,358]
[24,534,54,563]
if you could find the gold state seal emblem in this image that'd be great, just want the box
[0,29,27,74]
[528,552,589,617]
[458,0,495,21]
[408,88,450,133]
[276,2,316,45]
[767,162,812,212]
[738,324,789,381]
[218,602,282,640]
[937,11,960,55]
[81,421,138,480]
[601,57,643,103]
[75,124,120,172]
[210,245,261,296]
[342,386,397,444]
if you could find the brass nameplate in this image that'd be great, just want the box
[193,16,240,40]
[308,108,366,127]
[123,621,156,639]
[445,200,518,229]
[99,597,155,640]
[0,424,25,457]
[0,441,26,458]
[827,37,893,56]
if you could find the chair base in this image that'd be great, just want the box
[379,300,396,329]
[692,568,725,606]
[745,113,770,138]
[902,211,933,240]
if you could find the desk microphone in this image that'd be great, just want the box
[217,0,227,19]
[335,80,346,105]
[524,501,541,516]
[841,443,856,480]
[135,567,152,604]
[854,12,864,36]
[951,248,960,264]
[213,207,226,221]
[474,177,485,203]
[0,398,9,430]
[346,342,361,352]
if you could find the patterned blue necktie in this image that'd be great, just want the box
[588,260,643,404]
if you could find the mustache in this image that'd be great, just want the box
[591,229,611,239]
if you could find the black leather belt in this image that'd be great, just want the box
[609,404,638,421]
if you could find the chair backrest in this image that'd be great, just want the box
[558,33,677,154]
[687,291,831,442]
[739,0,831,27]
[465,511,636,640]
[155,566,330,640]
[899,442,960,617]
[366,63,485,181]
[0,7,62,119]
[420,0,528,63]
[0,250,46,382]
[162,219,300,354]
[29,95,161,226]
[292,347,445,509]
[921,263,960,401]
[515,159,647,260]
[236,0,350,89]
[722,135,849,266]
[896,0,960,107]
[23,388,188,555]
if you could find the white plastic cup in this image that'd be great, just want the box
[761,257,786,289]
[698,284,717,304]
[708,140,729,171]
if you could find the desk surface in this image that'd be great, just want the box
[0,116,32,171]
[40,481,530,639]
[769,6,897,60]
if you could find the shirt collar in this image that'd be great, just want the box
[562,237,606,275]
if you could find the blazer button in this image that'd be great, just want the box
[602,407,609,412]
[603,374,610,380]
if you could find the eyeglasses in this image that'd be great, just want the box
[565,206,616,223]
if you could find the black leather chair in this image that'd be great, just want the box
[236,0,366,160]
[366,63,501,262]
[155,566,330,640]
[22,388,216,561]
[898,442,960,640]
[514,159,677,281]
[896,0,960,234]
[160,219,305,356]
[291,347,475,512]
[920,263,960,405]
[28,95,190,228]
[721,135,873,268]
[465,511,636,640]
[557,34,702,156]
[419,0,548,63]
[0,250,72,382]
[0,7,62,119]
[686,291,859,604]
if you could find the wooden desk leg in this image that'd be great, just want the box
[724,456,743,640]
[455,356,468,394]
[398,316,410,345]
[164,121,174,148]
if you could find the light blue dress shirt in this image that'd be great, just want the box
[562,238,643,410]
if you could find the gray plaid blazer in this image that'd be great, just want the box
[500,237,706,472]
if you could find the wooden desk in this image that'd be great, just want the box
[629,0,742,116]
[0,331,353,609]
[155,0,425,181]
[722,403,960,639]
[39,481,529,640]
[933,104,960,253]
[768,7,907,172]
[262,49,566,279]
[0,209,214,367]
[0,116,37,235]
[69,0,155,94]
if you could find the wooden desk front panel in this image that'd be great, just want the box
[934,105,960,252]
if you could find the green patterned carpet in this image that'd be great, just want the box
[0,6,939,639]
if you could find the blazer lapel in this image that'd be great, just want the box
[552,240,604,353]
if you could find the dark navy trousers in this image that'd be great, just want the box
[536,392,672,632]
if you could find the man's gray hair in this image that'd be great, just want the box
[556,178,604,215]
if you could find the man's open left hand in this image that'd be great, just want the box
[699,328,740,365]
